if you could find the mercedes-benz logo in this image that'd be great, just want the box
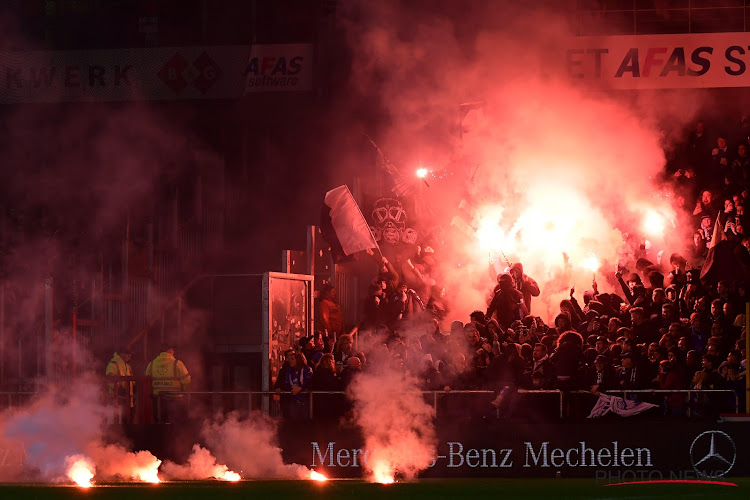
[689,430,736,477]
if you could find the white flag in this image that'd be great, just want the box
[587,394,611,418]
[588,394,658,418]
[324,185,378,256]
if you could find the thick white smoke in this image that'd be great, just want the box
[0,377,163,483]
[346,362,436,482]
[161,444,239,481]
[1,378,106,481]
[199,412,312,479]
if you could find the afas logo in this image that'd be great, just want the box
[243,56,304,77]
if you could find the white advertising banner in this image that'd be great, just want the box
[0,43,313,103]
[566,32,750,89]
[243,43,313,93]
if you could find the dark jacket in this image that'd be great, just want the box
[311,368,342,391]
[550,342,585,381]
[527,356,556,389]
[587,365,616,393]
[618,364,650,390]
[486,287,526,329]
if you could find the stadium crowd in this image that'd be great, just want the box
[276,118,749,420]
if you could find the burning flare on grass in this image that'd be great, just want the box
[133,461,161,483]
[309,470,328,482]
[87,444,162,483]
[66,455,95,488]
[347,365,436,484]
[220,470,241,482]
[371,462,395,484]
[161,444,241,481]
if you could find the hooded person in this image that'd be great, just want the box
[509,262,541,314]
[486,273,527,329]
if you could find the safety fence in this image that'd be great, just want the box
[160,388,739,421]
[0,387,738,422]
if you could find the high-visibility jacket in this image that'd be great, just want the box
[145,351,191,395]
[106,352,134,407]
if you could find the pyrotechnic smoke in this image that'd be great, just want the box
[340,1,708,322]
[0,377,163,483]
[0,378,107,481]
[198,412,313,479]
[161,444,239,481]
[346,360,436,483]
[86,444,162,483]
[65,455,95,488]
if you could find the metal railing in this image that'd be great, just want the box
[1,386,737,420]
[159,388,739,420]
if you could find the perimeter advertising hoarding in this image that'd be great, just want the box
[0,44,312,103]
[566,32,750,89]
[280,420,749,480]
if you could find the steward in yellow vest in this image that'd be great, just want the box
[106,348,134,423]
[145,344,191,423]
[146,345,191,394]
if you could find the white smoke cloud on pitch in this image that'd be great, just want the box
[346,360,436,482]
[0,377,161,483]
[197,412,313,479]
[161,444,239,481]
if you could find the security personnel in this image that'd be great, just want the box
[145,343,191,423]
[106,347,134,423]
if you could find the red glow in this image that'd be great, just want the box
[66,457,95,488]
[641,209,666,236]
[310,470,328,482]
[582,254,600,273]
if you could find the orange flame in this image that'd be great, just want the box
[128,456,161,483]
[371,462,395,484]
[309,470,328,482]
[67,457,95,488]
[219,470,241,482]
[136,466,161,484]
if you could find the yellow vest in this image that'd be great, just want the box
[106,353,134,407]
[146,351,191,395]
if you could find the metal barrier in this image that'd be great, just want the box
[0,386,737,420]
[162,388,739,420]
